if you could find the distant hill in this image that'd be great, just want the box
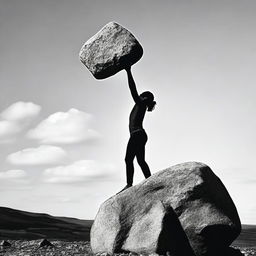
[0,206,255,247]
[0,207,93,241]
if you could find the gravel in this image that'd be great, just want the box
[0,240,255,256]
[0,240,92,256]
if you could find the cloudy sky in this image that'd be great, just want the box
[0,0,256,224]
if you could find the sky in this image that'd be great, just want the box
[0,0,256,224]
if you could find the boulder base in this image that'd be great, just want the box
[90,162,241,256]
[79,22,143,79]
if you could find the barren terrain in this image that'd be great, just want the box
[0,207,255,255]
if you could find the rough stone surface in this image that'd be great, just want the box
[79,21,143,79]
[90,162,241,256]
[39,239,54,248]
[1,240,11,247]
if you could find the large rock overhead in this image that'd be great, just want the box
[90,162,241,256]
[79,22,143,79]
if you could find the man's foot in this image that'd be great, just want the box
[116,184,132,195]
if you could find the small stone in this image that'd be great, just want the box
[39,239,54,248]
[1,240,11,247]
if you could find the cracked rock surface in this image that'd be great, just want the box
[91,162,241,256]
[79,22,143,79]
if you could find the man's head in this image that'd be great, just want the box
[140,91,156,111]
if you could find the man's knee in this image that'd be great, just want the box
[125,156,132,164]
[137,158,146,167]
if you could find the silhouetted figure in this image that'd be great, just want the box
[119,66,156,193]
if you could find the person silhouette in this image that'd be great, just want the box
[119,66,156,193]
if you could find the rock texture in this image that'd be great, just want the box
[1,240,11,247]
[90,162,241,256]
[79,21,143,79]
[39,239,54,248]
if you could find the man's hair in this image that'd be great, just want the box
[140,91,156,111]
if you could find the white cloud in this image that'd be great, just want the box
[0,102,41,143]
[7,145,67,165]
[0,120,21,138]
[1,102,41,122]
[43,160,115,184]
[27,108,100,144]
[0,169,27,180]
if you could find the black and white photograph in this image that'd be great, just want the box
[0,1,255,255]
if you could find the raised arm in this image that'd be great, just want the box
[125,67,141,104]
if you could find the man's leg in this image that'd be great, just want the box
[136,145,151,179]
[125,136,136,186]
[116,137,136,194]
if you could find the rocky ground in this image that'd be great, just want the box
[0,240,255,256]
[233,247,256,256]
[0,240,91,256]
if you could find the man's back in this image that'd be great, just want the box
[129,102,146,133]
